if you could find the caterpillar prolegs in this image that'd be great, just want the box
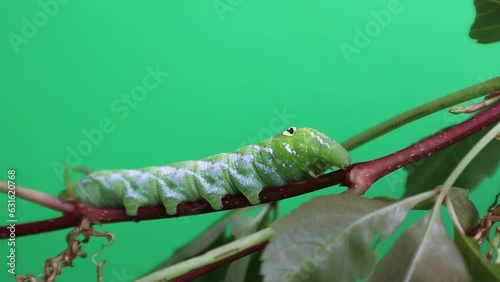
[60,127,351,216]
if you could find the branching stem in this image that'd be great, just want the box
[0,182,75,213]
[342,77,500,150]
[434,121,500,207]
[1,81,499,281]
[1,105,499,239]
[136,228,275,282]
[345,104,500,195]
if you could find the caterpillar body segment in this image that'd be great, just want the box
[61,127,351,216]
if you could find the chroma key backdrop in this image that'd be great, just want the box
[1,1,500,282]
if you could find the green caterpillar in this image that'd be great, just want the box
[60,127,351,216]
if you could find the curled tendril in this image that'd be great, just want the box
[16,274,37,282]
[16,217,114,282]
[488,191,500,212]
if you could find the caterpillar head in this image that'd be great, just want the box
[271,127,351,180]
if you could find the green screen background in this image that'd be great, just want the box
[1,1,499,281]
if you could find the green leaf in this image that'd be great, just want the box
[260,192,434,282]
[455,229,500,282]
[369,210,470,281]
[230,204,272,239]
[448,187,480,232]
[141,207,255,280]
[240,250,265,282]
[140,206,272,282]
[159,208,251,268]
[224,252,264,282]
[470,0,500,44]
[378,187,479,232]
[224,204,273,282]
[380,187,480,231]
[404,125,500,197]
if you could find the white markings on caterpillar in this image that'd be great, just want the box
[254,162,278,178]
[158,166,176,176]
[156,166,191,199]
[229,168,263,188]
[313,134,331,149]
[127,170,154,187]
[64,127,351,216]
[199,160,228,180]
[192,171,216,194]
[241,154,254,166]
[284,143,298,156]
[110,172,145,203]
[171,168,191,185]
[229,153,240,162]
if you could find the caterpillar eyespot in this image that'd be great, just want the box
[282,127,297,136]
[60,127,351,216]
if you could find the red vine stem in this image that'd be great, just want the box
[346,104,500,195]
[148,104,500,282]
[0,171,347,238]
[0,104,499,239]
[171,242,269,282]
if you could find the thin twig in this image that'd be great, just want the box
[136,228,275,282]
[342,77,500,150]
[345,104,500,195]
[450,95,500,113]
[445,196,465,235]
[0,182,75,213]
